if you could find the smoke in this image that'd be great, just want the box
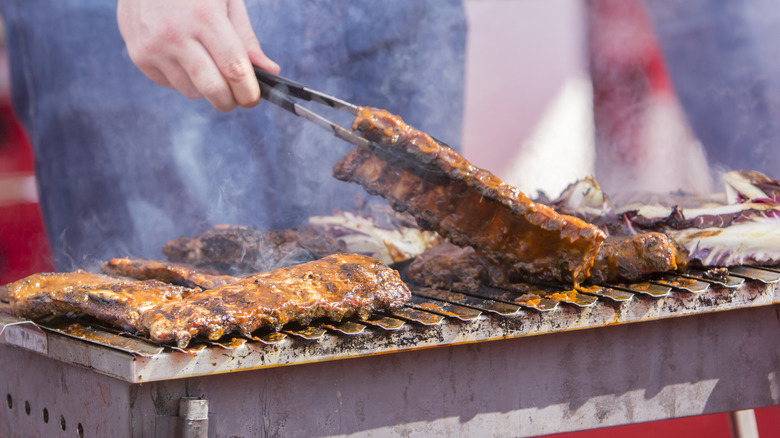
[587,0,715,196]
[0,0,468,271]
[641,0,780,181]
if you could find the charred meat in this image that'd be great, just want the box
[334,107,606,284]
[163,224,347,274]
[406,242,488,292]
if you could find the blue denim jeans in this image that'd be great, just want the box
[0,0,466,270]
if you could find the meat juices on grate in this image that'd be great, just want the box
[163,225,347,275]
[141,253,411,347]
[101,258,241,289]
[333,107,607,285]
[7,254,410,348]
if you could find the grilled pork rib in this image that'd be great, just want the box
[334,107,607,284]
[7,271,194,332]
[7,254,410,347]
[141,253,410,347]
[163,224,347,275]
[588,233,688,284]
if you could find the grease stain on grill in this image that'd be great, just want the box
[650,274,710,293]
[576,285,634,303]
[362,315,405,331]
[390,308,443,325]
[320,321,367,335]
[682,269,744,288]
[470,285,558,311]
[609,282,671,297]
[247,331,287,345]
[283,326,327,340]
[541,289,599,307]
[218,337,248,349]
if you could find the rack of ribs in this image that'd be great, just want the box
[6,271,193,333]
[333,107,607,285]
[6,254,411,347]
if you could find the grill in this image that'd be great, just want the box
[1,265,779,437]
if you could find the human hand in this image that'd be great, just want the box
[117,0,280,111]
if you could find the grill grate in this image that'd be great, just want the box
[1,265,779,382]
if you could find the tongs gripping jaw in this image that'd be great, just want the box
[254,68,449,185]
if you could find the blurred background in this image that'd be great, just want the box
[0,0,777,436]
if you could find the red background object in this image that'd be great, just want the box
[0,102,53,284]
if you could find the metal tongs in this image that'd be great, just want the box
[254,67,449,184]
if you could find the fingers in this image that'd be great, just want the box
[137,63,204,100]
[179,41,238,111]
[118,0,277,111]
[197,6,260,109]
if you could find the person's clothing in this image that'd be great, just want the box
[643,0,780,179]
[0,0,467,270]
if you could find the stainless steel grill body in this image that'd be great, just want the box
[1,269,779,437]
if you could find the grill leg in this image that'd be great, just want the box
[179,397,209,438]
[730,409,760,438]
